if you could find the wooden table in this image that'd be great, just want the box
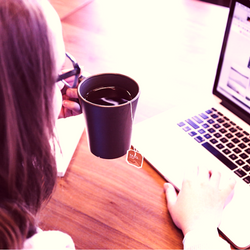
[41,1,231,248]
[39,133,183,249]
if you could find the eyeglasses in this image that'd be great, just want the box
[56,52,81,88]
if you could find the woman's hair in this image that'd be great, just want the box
[0,0,58,248]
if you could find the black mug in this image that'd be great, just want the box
[78,73,140,159]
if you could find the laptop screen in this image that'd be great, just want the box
[214,0,250,122]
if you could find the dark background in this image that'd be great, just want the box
[200,0,231,7]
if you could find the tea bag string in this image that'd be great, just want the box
[129,100,134,123]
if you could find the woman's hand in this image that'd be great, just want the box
[58,87,81,118]
[164,167,236,236]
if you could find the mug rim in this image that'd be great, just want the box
[77,73,140,108]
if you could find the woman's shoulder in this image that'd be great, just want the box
[23,229,75,249]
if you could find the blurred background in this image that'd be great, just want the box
[201,0,230,7]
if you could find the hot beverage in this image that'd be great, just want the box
[78,73,140,159]
[85,86,132,106]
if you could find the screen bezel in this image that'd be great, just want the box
[212,0,250,124]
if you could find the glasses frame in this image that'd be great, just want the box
[57,52,81,88]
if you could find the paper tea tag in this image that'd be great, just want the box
[126,148,143,169]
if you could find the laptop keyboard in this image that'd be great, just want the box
[177,108,250,185]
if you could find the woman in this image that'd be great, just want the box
[0,0,75,248]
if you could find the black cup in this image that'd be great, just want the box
[78,73,140,159]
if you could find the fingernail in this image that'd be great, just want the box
[163,183,169,192]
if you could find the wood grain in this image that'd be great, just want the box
[39,132,183,249]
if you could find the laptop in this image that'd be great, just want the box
[132,0,250,248]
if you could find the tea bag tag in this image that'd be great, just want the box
[126,147,143,169]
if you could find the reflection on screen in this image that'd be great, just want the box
[217,2,250,112]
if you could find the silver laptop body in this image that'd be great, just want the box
[133,0,250,248]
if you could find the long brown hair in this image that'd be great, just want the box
[0,0,58,248]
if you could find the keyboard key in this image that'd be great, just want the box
[208,128,216,133]
[204,134,212,139]
[242,137,250,143]
[192,116,203,124]
[243,176,250,184]
[219,128,227,134]
[229,127,237,133]
[210,138,218,144]
[199,113,209,119]
[236,159,245,166]
[211,114,219,119]
[234,168,247,178]
[223,123,231,128]
[217,118,225,123]
[229,154,238,160]
[245,148,250,154]
[236,132,244,138]
[243,131,249,136]
[243,165,250,172]
[207,119,215,124]
[233,148,241,154]
[232,138,240,144]
[220,138,228,143]
[216,144,224,149]
[195,136,205,143]
[185,119,199,129]
[240,153,248,159]
[213,124,221,129]
[214,133,222,138]
[189,131,197,137]
[222,148,231,155]
[236,126,243,130]
[206,109,213,114]
[202,123,209,129]
[226,142,234,148]
[183,126,191,132]
[239,143,247,149]
[225,133,233,139]
[177,122,185,127]
[198,129,206,134]
[202,142,237,170]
